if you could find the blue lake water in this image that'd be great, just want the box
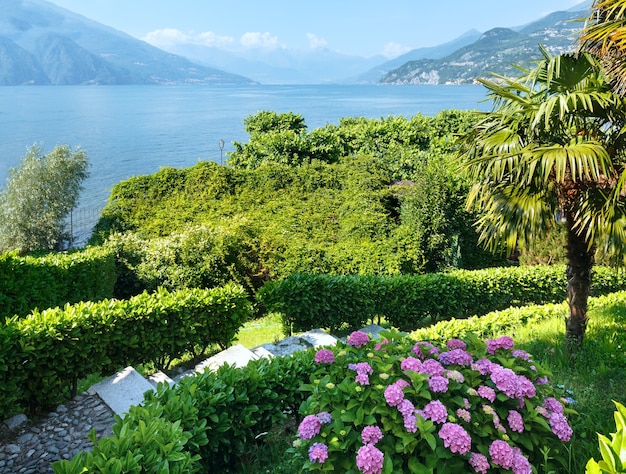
[0,84,491,240]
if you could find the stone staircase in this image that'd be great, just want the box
[89,327,379,417]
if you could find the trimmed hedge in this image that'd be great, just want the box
[0,247,117,318]
[258,265,626,332]
[53,351,316,473]
[0,284,251,418]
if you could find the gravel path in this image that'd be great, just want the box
[0,393,115,474]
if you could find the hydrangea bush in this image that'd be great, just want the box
[293,330,575,473]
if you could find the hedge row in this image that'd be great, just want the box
[0,284,251,418]
[258,265,626,333]
[0,247,117,318]
[53,351,316,473]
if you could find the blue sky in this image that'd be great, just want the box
[48,0,587,58]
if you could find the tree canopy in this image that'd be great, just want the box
[459,47,626,349]
[0,144,89,254]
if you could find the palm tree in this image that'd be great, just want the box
[459,47,626,352]
[579,0,626,96]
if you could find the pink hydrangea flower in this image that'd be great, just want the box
[308,443,328,463]
[477,385,496,403]
[412,341,438,359]
[361,426,383,445]
[549,412,573,441]
[507,410,524,433]
[472,358,495,375]
[317,412,332,424]
[395,379,410,389]
[543,397,564,414]
[418,400,448,424]
[486,335,515,354]
[446,338,467,350]
[438,422,471,454]
[469,452,490,474]
[445,369,465,383]
[403,413,417,432]
[512,349,530,360]
[374,339,389,351]
[489,440,514,469]
[384,382,405,407]
[355,373,370,385]
[347,331,370,348]
[438,349,473,366]
[356,444,384,474]
[490,366,535,400]
[428,375,449,393]
[456,408,471,423]
[298,414,322,440]
[315,349,335,364]
[511,450,532,474]
[419,359,445,377]
[350,362,373,385]
[400,356,422,371]
[398,398,415,417]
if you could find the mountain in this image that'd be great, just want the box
[379,7,588,85]
[162,43,386,85]
[352,29,483,84]
[0,0,255,85]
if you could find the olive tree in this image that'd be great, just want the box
[0,144,89,254]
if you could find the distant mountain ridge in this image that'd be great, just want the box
[0,0,255,85]
[380,8,589,85]
[0,0,593,86]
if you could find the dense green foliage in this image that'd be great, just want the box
[89,111,504,299]
[258,265,626,333]
[0,284,251,418]
[0,247,116,318]
[53,351,317,474]
[0,144,89,253]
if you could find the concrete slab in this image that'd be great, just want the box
[251,346,274,359]
[89,366,154,417]
[147,370,174,389]
[194,344,258,373]
[359,324,386,340]
[300,329,338,348]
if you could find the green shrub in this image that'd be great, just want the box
[53,350,316,474]
[294,330,574,472]
[0,246,116,317]
[0,284,251,417]
[586,401,626,474]
[259,266,626,333]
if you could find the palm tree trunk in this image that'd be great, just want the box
[564,212,594,353]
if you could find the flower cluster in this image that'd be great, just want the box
[315,349,335,364]
[347,330,370,348]
[296,331,574,473]
[349,362,374,385]
[355,425,385,474]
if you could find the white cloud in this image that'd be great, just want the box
[307,33,328,50]
[142,28,234,49]
[239,32,283,50]
[382,41,411,58]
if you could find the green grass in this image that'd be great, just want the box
[234,312,288,349]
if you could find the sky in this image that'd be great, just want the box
[47,0,587,58]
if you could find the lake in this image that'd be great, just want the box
[0,84,491,241]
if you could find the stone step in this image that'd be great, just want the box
[88,366,155,417]
[88,328,368,416]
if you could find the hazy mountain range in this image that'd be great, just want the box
[0,0,592,86]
